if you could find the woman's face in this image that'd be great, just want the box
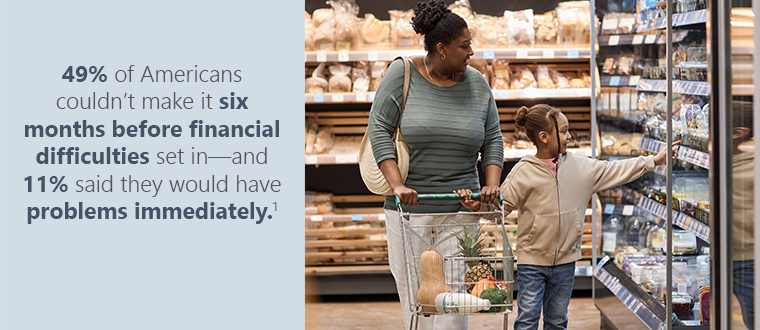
[441,27,474,73]
[546,112,571,155]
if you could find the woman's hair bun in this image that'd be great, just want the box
[412,0,450,35]
[515,106,529,128]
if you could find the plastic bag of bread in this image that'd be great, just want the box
[329,64,353,93]
[331,0,359,50]
[305,118,319,154]
[314,125,334,154]
[312,8,336,50]
[369,61,389,91]
[361,13,390,45]
[511,66,537,89]
[581,71,591,87]
[491,59,511,89]
[534,11,558,46]
[468,59,490,83]
[306,62,329,93]
[390,9,418,48]
[551,69,570,88]
[448,0,473,19]
[505,9,535,47]
[473,14,507,48]
[352,62,370,92]
[569,77,585,88]
[306,12,315,50]
[537,66,555,89]
[557,1,591,46]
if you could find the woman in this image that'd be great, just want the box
[367,1,503,329]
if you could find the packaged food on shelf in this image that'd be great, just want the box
[672,292,695,316]
[305,118,319,154]
[537,66,555,89]
[618,56,635,76]
[601,13,638,35]
[534,11,558,46]
[352,62,370,92]
[312,8,336,50]
[602,56,617,75]
[699,286,711,325]
[331,0,360,50]
[306,11,315,51]
[473,14,508,48]
[505,9,535,47]
[370,61,389,91]
[557,1,591,46]
[329,64,353,93]
[360,13,391,45]
[491,59,511,89]
[390,9,419,48]
[448,0,473,19]
[306,63,329,93]
[511,66,537,89]
[551,69,570,89]
[315,126,334,154]
[673,229,697,255]
[569,76,586,88]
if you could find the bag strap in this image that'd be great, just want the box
[391,56,410,140]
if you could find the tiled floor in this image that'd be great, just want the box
[306,295,601,330]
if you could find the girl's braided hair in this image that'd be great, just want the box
[515,104,562,163]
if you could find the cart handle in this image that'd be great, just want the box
[395,193,503,205]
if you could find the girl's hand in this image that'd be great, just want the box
[455,189,481,211]
[653,140,682,166]
[394,185,418,206]
[480,185,500,204]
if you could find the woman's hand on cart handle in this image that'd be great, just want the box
[480,185,500,205]
[455,189,481,211]
[394,185,419,206]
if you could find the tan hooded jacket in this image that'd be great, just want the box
[500,152,655,266]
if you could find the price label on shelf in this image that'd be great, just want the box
[368,92,376,102]
[497,90,510,99]
[608,35,621,46]
[313,92,324,103]
[338,49,349,62]
[316,50,327,62]
[699,10,707,22]
[632,35,645,45]
[355,92,367,102]
[368,50,379,61]
[377,213,386,221]
[628,75,641,86]
[604,204,615,214]
[483,49,495,59]
[336,153,358,164]
[686,11,699,24]
[305,155,318,164]
[622,205,635,216]
[542,49,555,59]
[331,93,344,103]
[656,18,667,29]
[609,76,621,86]
[351,214,363,221]
[516,49,529,59]
[567,49,579,58]
[525,89,541,98]
[545,90,556,98]
[645,34,658,44]
[310,215,323,222]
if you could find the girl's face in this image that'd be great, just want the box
[545,112,571,155]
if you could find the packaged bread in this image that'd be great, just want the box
[352,62,370,92]
[471,14,507,48]
[312,8,336,50]
[331,0,359,50]
[314,126,334,154]
[306,62,329,93]
[534,11,558,46]
[557,1,591,46]
[361,13,390,45]
[505,9,535,47]
[390,9,418,48]
[537,66,555,89]
[492,59,511,89]
[305,13,315,50]
[369,61,389,91]
[511,66,537,89]
[329,64,353,93]
[305,119,319,154]
[448,0,473,19]
[551,69,570,88]
[581,71,592,87]
[569,78,585,88]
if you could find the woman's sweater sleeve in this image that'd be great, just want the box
[480,95,505,168]
[367,60,405,165]
[591,155,656,193]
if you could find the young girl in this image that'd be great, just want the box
[459,104,678,330]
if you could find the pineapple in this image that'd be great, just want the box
[455,226,494,292]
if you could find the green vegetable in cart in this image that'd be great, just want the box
[479,288,509,312]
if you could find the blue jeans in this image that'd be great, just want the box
[734,260,755,330]
[514,262,576,330]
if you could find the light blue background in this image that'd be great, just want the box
[1,1,305,329]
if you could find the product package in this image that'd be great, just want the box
[306,11,315,51]
[537,66,556,89]
[505,9,535,47]
[534,11,558,46]
[369,61,389,91]
[390,9,419,48]
[360,13,391,46]
[558,1,591,46]
[473,14,508,48]
[551,69,571,88]
[331,0,360,50]
[312,8,336,50]
[329,64,353,93]
[511,66,537,89]
[306,62,329,93]
[352,62,370,92]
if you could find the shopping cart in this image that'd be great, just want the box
[397,193,515,330]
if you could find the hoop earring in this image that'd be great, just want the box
[441,54,446,60]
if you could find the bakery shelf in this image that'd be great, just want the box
[636,79,709,96]
[601,75,642,87]
[637,9,708,33]
[306,88,592,104]
[305,47,592,63]
[636,195,710,243]
[595,256,665,329]
[638,137,709,169]
[598,31,688,47]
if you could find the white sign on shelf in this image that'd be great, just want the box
[622,205,635,216]
[497,90,510,99]
[604,204,615,214]
[368,50,379,61]
[305,155,318,164]
[567,49,580,58]
[645,34,658,44]
[483,49,495,59]
[313,92,324,103]
[332,93,344,103]
[316,50,327,62]
[310,215,323,222]
[609,76,621,86]
[543,49,555,59]
[628,75,641,86]
[355,92,367,102]
[338,49,349,62]
[608,35,621,46]
[516,49,530,59]
[336,153,358,164]
[632,35,645,45]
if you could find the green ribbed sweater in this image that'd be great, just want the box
[368,58,503,213]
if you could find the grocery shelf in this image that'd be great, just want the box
[636,195,710,243]
[601,75,642,87]
[598,31,688,47]
[637,9,707,32]
[306,88,591,104]
[305,147,594,165]
[636,79,709,96]
[595,256,665,329]
[638,137,709,169]
[305,47,592,63]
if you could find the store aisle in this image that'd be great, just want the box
[306,297,600,330]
